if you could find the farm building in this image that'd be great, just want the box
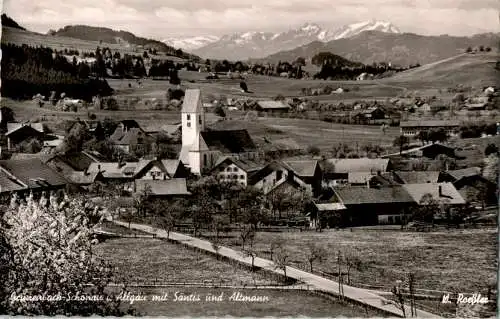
[5,124,45,151]
[109,121,151,153]
[333,186,416,226]
[306,202,347,229]
[400,120,460,136]
[256,101,291,114]
[180,89,259,175]
[211,157,263,186]
[282,160,323,197]
[352,107,386,124]
[438,167,497,206]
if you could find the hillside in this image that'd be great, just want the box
[1,27,187,63]
[1,14,26,30]
[50,25,200,60]
[383,52,500,88]
[261,31,500,67]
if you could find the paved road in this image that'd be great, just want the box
[113,220,440,318]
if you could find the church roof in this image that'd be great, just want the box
[200,130,256,153]
[182,89,202,113]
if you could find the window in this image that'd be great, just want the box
[232,174,238,179]
[226,167,232,172]
[203,154,207,164]
[187,122,191,127]
[187,114,191,120]
[240,175,245,180]
[276,170,283,181]
[199,115,202,125]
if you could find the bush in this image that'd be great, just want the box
[307,145,321,156]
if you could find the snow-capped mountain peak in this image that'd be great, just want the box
[186,20,400,60]
[162,35,220,51]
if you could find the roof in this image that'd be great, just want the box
[402,183,466,205]
[0,159,68,189]
[394,171,440,184]
[446,167,482,181]
[135,179,191,196]
[314,202,347,211]
[182,89,202,113]
[400,120,460,128]
[161,159,182,176]
[335,186,415,205]
[110,128,148,145]
[257,101,291,110]
[326,158,390,173]
[5,125,44,138]
[213,157,263,173]
[0,169,27,193]
[52,151,103,171]
[66,171,100,185]
[247,161,288,186]
[87,162,139,179]
[200,130,256,153]
[283,160,318,177]
[348,172,375,184]
[7,122,44,134]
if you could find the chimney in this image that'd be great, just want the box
[97,164,101,172]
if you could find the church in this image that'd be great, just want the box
[179,89,259,175]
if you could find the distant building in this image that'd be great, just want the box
[109,120,150,153]
[382,143,458,159]
[5,124,45,151]
[323,158,392,186]
[400,120,460,136]
[256,101,291,114]
[211,157,263,187]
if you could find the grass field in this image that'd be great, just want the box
[116,286,380,317]
[215,228,497,294]
[94,237,275,285]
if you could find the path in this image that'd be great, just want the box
[112,220,440,318]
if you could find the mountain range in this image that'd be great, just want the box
[169,20,402,60]
[258,31,499,67]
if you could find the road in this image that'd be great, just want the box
[112,220,440,318]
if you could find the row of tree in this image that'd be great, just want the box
[1,44,113,100]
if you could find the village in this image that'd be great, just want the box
[0,9,499,318]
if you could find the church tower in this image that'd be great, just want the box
[181,89,205,147]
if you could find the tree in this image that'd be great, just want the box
[1,193,130,315]
[415,131,429,145]
[154,209,175,239]
[466,46,473,53]
[344,250,363,285]
[482,154,499,183]
[411,193,440,224]
[244,247,257,272]
[484,143,499,156]
[305,243,326,273]
[307,145,321,156]
[214,106,226,118]
[239,225,255,251]
[240,81,248,93]
[393,135,410,155]
[274,247,290,283]
[133,184,152,217]
[268,238,284,261]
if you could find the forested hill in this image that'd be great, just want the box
[1,14,26,30]
[1,44,113,100]
[51,25,200,61]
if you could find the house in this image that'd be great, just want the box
[400,120,460,136]
[333,186,416,226]
[256,101,291,114]
[402,183,466,206]
[323,158,391,186]
[438,167,497,205]
[134,178,191,197]
[44,151,106,184]
[109,120,150,153]
[466,96,489,111]
[180,89,259,175]
[0,158,68,195]
[306,202,347,229]
[282,160,323,197]
[211,157,263,186]
[247,161,310,196]
[5,124,45,151]
[65,120,104,139]
[86,159,188,191]
[353,107,386,124]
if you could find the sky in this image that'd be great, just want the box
[3,0,500,39]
